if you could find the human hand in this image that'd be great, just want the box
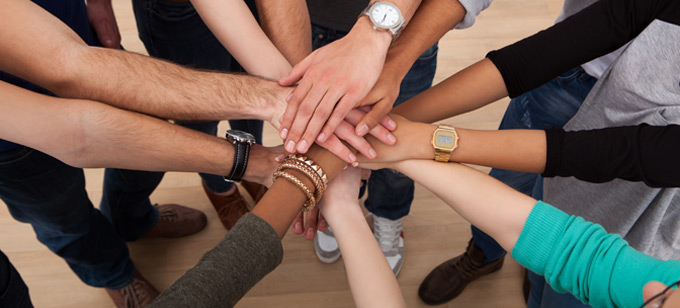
[242,144,285,187]
[290,167,365,240]
[353,69,402,137]
[278,18,392,154]
[315,107,397,165]
[356,114,435,164]
[86,0,121,49]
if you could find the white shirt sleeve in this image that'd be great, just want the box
[455,0,493,29]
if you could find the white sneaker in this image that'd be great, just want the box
[314,227,341,263]
[373,215,404,276]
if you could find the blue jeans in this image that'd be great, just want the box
[469,67,597,306]
[0,250,33,307]
[132,0,262,193]
[0,147,139,288]
[311,24,438,220]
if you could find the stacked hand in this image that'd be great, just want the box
[278,18,393,160]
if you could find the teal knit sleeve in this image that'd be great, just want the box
[512,201,680,308]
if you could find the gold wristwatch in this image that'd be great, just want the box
[431,125,458,162]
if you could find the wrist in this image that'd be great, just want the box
[350,17,392,52]
[242,144,278,186]
[402,122,437,160]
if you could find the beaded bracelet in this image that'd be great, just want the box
[272,170,317,212]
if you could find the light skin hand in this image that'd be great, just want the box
[643,281,680,307]
[353,71,402,136]
[279,17,392,154]
[356,114,433,164]
[242,144,285,187]
[86,0,121,49]
[317,108,397,164]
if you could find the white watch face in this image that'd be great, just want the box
[370,2,401,28]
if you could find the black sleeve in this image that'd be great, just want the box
[486,0,671,98]
[543,125,680,188]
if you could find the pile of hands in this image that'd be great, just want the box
[264,32,428,240]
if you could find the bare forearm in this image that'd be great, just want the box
[67,47,285,121]
[394,160,534,250]
[383,0,465,82]
[255,0,311,65]
[393,58,507,122]
[323,203,405,307]
[252,145,347,238]
[191,0,292,79]
[0,81,278,184]
[364,118,547,173]
[0,1,286,122]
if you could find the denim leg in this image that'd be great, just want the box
[0,250,33,308]
[365,44,438,219]
[470,67,598,263]
[0,147,134,288]
[131,0,263,193]
[527,270,592,308]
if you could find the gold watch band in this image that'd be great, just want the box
[432,124,458,162]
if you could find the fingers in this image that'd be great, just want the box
[283,84,330,152]
[291,88,344,153]
[345,109,396,146]
[334,120,376,161]
[317,212,328,231]
[279,52,314,86]
[291,211,305,235]
[304,207,319,240]
[317,93,360,144]
[356,99,395,136]
[317,134,357,164]
[279,78,313,141]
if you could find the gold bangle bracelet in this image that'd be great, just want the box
[273,170,317,212]
[284,155,328,200]
[277,162,324,201]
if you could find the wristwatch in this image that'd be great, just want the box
[431,125,458,162]
[360,1,406,40]
[224,130,256,183]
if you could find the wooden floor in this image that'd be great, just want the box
[1,0,563,307]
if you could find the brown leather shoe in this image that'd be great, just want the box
[418,240,505,305]
[241,179,268,203]
[142,204,207,238]
[106,271,160,308]
[201,181,250,230]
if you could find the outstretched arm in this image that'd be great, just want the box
[149,145,347,307]
[359,116,680,187]
[317,168,406,308]
[0,0,288,123]
[0,80,280,185]
[190,0,293,80]
[278,0,422,154]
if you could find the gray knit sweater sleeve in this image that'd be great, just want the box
[149,213,284,308]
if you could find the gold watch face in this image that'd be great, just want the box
[433,128,458,151]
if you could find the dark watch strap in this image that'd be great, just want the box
[225,140,251,182]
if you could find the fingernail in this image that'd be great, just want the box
[388,119,397,129]
[348,153,357,162]
[368,148,377,159]
[280,128,288,139]
[306,228,315,236]
[297,140,308,152]
[274,154,284,162]
[286,140,296,153]
[352,161,359,167]
[387,133,396,143]
[317,132,326,142]
[295,222,302,230]
[357,124,369,136]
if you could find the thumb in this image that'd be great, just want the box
[279,52,314,86]
[356,100,393,136]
